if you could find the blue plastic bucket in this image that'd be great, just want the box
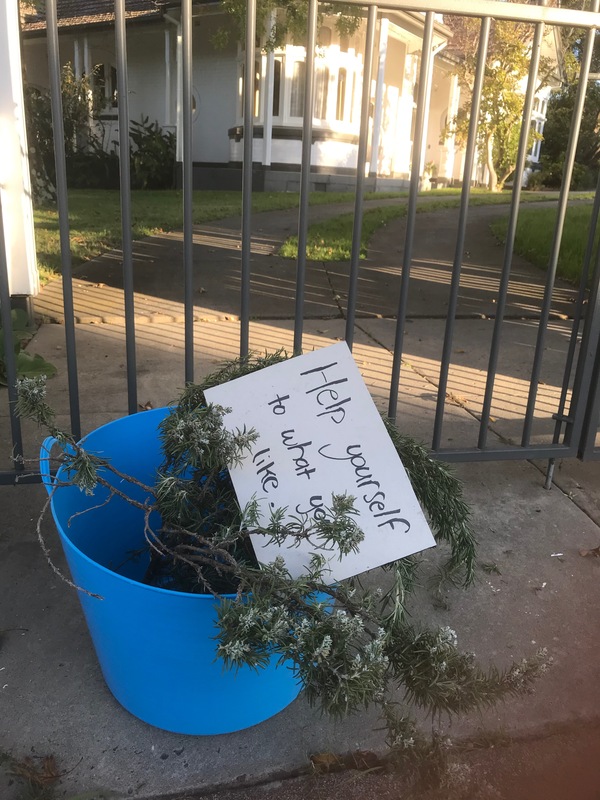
[41,408,301,735]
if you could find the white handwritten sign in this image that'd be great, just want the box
[204,342,435,582]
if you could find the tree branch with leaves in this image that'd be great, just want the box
[16,353,551,776]
[444,14,551,191]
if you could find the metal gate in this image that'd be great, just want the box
[1,0,600,486]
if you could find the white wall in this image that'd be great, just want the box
[230,136,358,170]
[0,2,38,296]
[191,16,238,164]
[425,63,453,177]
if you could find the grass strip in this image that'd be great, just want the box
[279,191,577,262]
[33,189,358,280]
[490,204,600,285]
[33,187,587,282]
[35,188,416,281]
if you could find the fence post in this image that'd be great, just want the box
[0,1,38,300]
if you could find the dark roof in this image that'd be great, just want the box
[20,1,165,33]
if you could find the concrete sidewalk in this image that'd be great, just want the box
[1,203,600,799]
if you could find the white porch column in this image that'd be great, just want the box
[262,11,276,166]
[418,47,435,177]
[442,72,460,179]
[176,23,183,161]
[263,52,275,166]
[74,38,81,77]
[370,17,388,177]
[83,34,91,75]
[0,1,38,296]
[165,27,172,126]
[418,41,447,177]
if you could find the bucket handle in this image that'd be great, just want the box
[40,436,59,496]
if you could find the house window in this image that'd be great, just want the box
[314,64,329,119]
[290,60,305,117]
[272,57,282,117]
[336,67,347,121]
[93,63,117,112]
[530,120,542,161]
[290,60,329,120]
[319,26,332,46]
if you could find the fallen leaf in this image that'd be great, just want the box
[10,754,61,787]
[310,752,345,773]
[138,401,153,411]
[579,546,600,558]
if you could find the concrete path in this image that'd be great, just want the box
[1,200,600,800]
[34,202,577,324]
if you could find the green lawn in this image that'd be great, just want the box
[490,204,599,285]
[279,191,581,262]
[34,188,590,284]
[34,188,401,281]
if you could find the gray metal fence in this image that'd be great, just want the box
[2,0,600,486]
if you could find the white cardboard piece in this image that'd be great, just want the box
[204,342,435,581]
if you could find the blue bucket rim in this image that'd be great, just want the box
[50,407,241,601]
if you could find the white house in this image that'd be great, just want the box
[19,0,556,192]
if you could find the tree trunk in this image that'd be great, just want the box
[497,164,517,192]
[485,134,499,192]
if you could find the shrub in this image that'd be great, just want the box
[538,156,598,191]
[24,66,176,193]
[130,116,176,190]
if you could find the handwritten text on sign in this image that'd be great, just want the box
[204,342,435,582]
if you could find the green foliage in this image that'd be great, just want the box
[537,83,600,190]
[444,17,550,191]
[24,63,103,195]
[129,117,176,190]
[24,66,175,194]
[542,83,600,168]
[65,143,120,191]
[215,0,362,50]
[0,310,56,386]
[536,159,597,192]
[490,202,599,285]
[16,354,551,743]
[382,421,475,586]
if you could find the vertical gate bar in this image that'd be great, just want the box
[568,233,600,456]
[46,0,81,440]
[387,11,435,423]
[0,195,24,471]
[115,0,138,414]
[521,4,598,447]
[293,0,318,355]
[580,351,600,457]
[551,168,600,448]
[431,16,491,450]
[240,0,257,357]
[345,5,378,350]
[564,179,600,453]
[477,13,545,450]
[182,0,194,383]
